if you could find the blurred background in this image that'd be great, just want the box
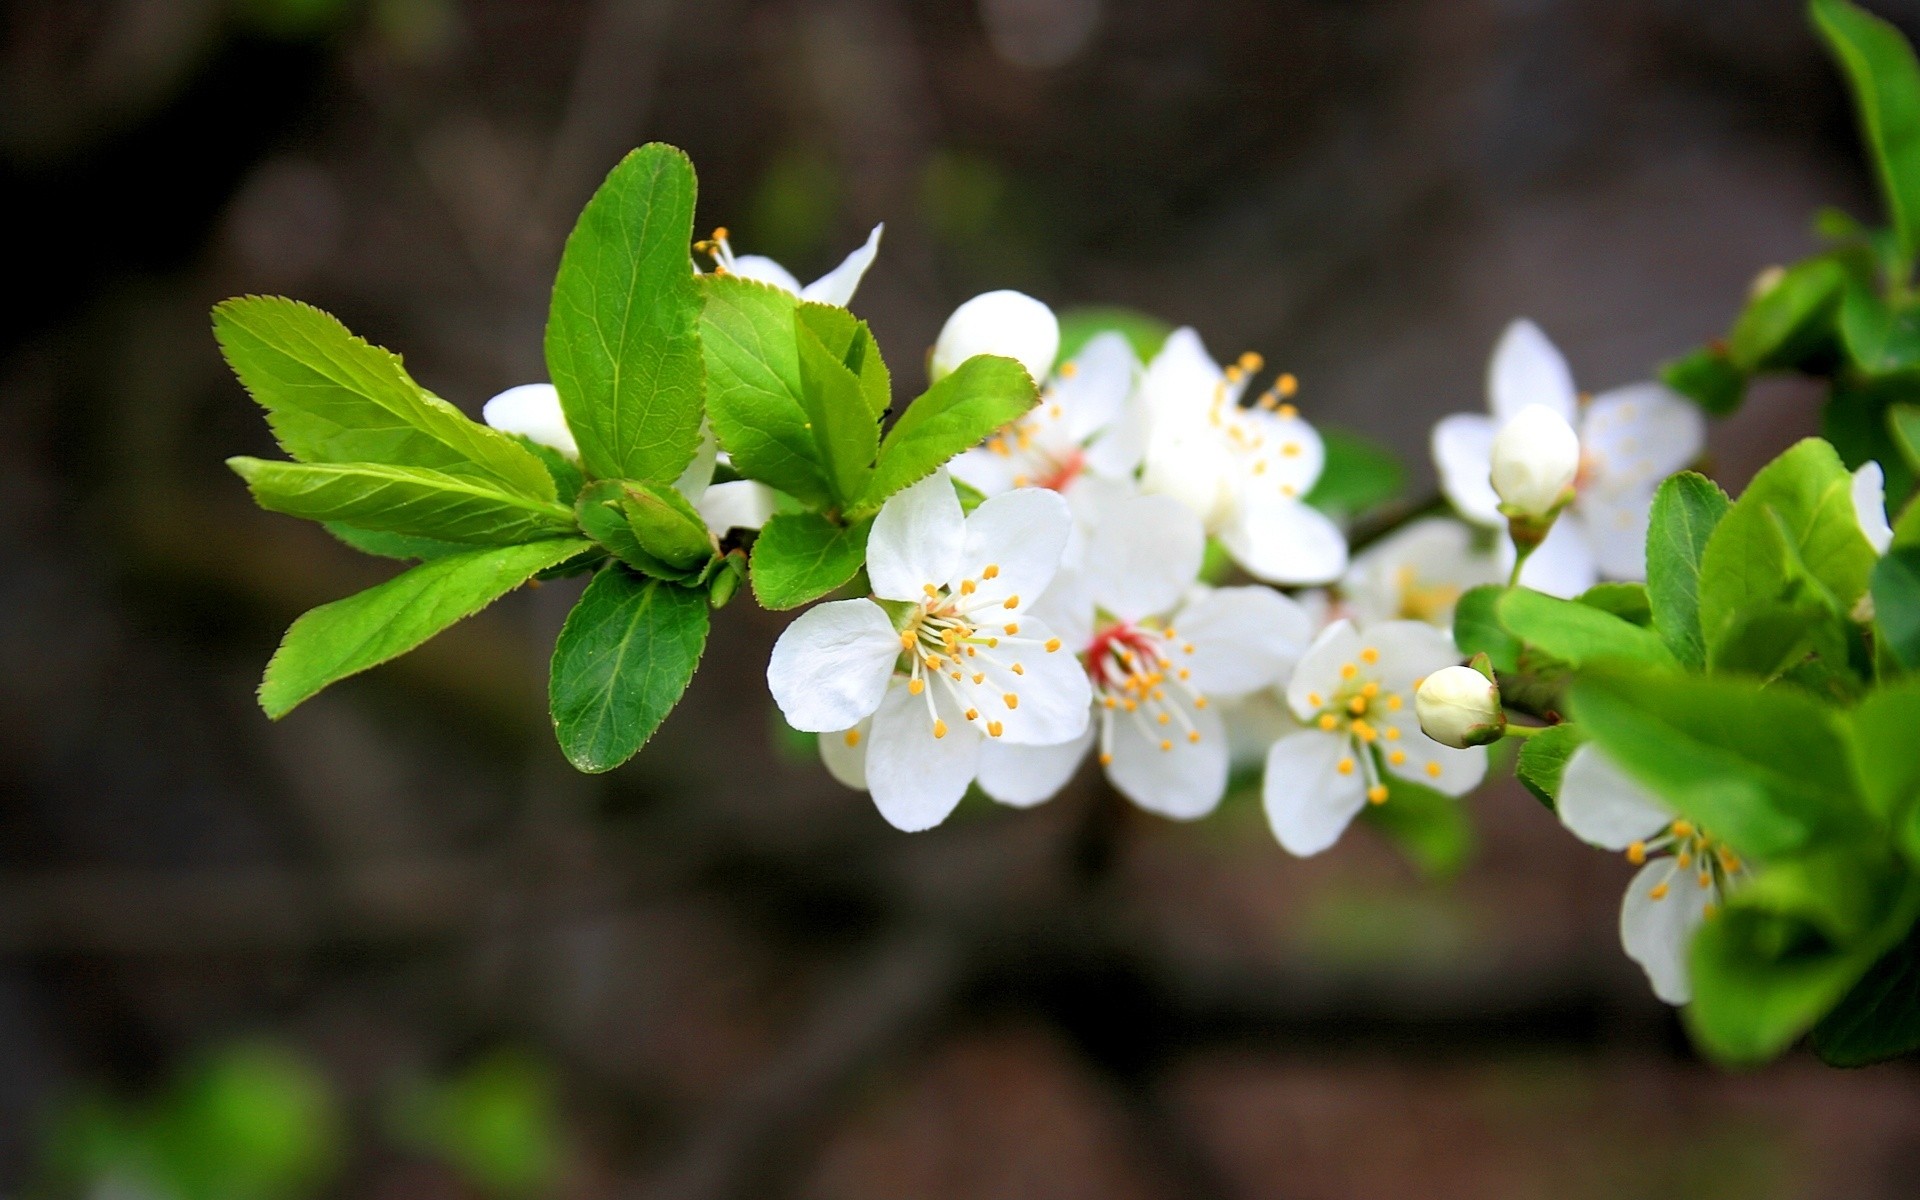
[4,0,1919,1196]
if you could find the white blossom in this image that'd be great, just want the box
[1432,319,1705,596]
[1489,405,1580,518]
[1262,619,1486,855]
[1853,460,1894,554]
[1339,517,1500,630]
[930,289,1060,385]
[483,383,578,460]
[1414,665,1504,748]
[948,331,1144,500]
[1139,328,1348,585]
[767,469,1091,831]
[703,223,884,308]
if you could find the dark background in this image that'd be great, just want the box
[4,1,1919,1196]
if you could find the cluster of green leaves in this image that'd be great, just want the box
[1664,0,1920,511]
[220,144,1039,772]
[1459,437,1920,1065]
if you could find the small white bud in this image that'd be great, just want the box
[1489,404,1580,518]
[1415,664,1505,749]
[930,289,1059,385]
[483,383,578,460]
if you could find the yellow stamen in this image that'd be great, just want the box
[1649,882,1669,900]
[932,720,948,739]
[983,564,1001,579]
[988,721,1004,737]
[1626,841,1646,865]
[1424,761,1442,779]
[1388,750,1407,766]
[1340,663,1358,680]
[1367,785,1389,804]
[1046,638,1062,652]
[1003,594,1020,609]
[844,729,861,747]
[1336,757,1355,776]
[1318,714,1339,731]
[908,678,925,696]
[1004,693,1019,709]
[1188,730,1201,743]
[1160,739,1173,752]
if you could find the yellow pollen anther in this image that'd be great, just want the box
[1011,663,1025,675]
[1678,851,1693,869]
[1012,475,1029,487]
[923,584,938,597]
[1626,841,1646,865]
[971,673,984,685]
[1649,882,1670,901]
[932,720,948,739]
[1424,761,1442,778]
[1188,730,1201,743]
[1157,712,1171,725]
[845,729,861,747]
[1178,668,1191,680]
[1281,442,1301,458]
[1340,663,1359,680]
[1318,714,1339,731]
[1004,693,1019,709]
[1277,373,1298,398]
[1385,695,1403,711]
[1002,622,1021,636]
[1383,726,1400,740]
[1671,820,1694,838]
[988,721,1004,737]
[1698,871,1712,888]
[1361,681,1380,697]
[1183,643,1196,655]
[1046,638,1063,652]
[1368,785,1389,805]
[1389,750,1407,766]
[1353,720,1377,743]
[1348,696,1368,716]
[1277,403,1298,419]
[983,564,1000,579]
[1702,901,1716,918]
[1004,594,1020,609]
[1308,692,1322,707]
[1194,696,1209,709]
[1160,739,1174,752]
[1099,752,1114,765]
[960,579,977,595]
[908,678,925,696]
[1336,757,1355,776]
[965,708,979,721]
[1360,648,1379,664]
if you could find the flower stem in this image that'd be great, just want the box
[1503,722,1549,740]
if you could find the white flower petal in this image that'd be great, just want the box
[1142,424,1238,530]
[1557,744,1672,850]
[1620,858,1711,1005]
[726,254,805,295]
[930,290,1059,384]
[1082,391,1150,479]
[799,223,884,308]
[865,682,981,832]
[1028,566,1097,652]
[1497,510,1600,597]
[1053,331,1136,443]
[1175,586,1314,698]
[968,615,1091,745]
[674,424,720,498]
[955,487,1074,609]
[1581,383,1705,493]
[1377,713,1488,796]
[1576,487,1654,580]
[1245,407,1326,495]
[866,468,966,601]
[1220,492,1349,585]
[818,721,871,790]
[766,599,900,732]
[1340,517,1498,628]
[1431,413,1502,526]
[482,383,578,459]
[977,726,1093,808]
[1140,327,1224,425]
[1262,729,1369,855]
[1107,701,1229,820]
[1285,619,1363,719]
[1488,318,1578,425]
[1854,461,1894,555]
[1083,493,1205,621]
[696,479,775,534]
[1361,619,1462,692]
[947,445,1020,497]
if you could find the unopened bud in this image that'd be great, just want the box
[483,383,578,459]
[1415,664,1506,749]
[1489,404,1580,519]
[930,290,1059,385]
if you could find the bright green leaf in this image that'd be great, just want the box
[572,480,697,580]
[1645,471,1731,668]
[1727,257,1845,371]
[213,296,555,501]
[1841,282,1920,373]
[545,144,705,484]
[852,354,1037,517]
[621,480,713,571]
[1496,588,1677,668]
[1515,723,1585,809]
[1305,428,1406,521]
[1825,378,1917,506]
[794,308,879,505]
[324,523,468,562]
[1056,305,1172,364]
[229,457,577,544]
[1873,547,1920,668]
[1576,581,1653,626]
[1849,676,1920,826]
[796,301,891,418]
[1812,0,1920,267]
[1454,584,1520,675]
[260,538,590,718]
[549,567,709,772]
[1891,402,1920,474]
[1659,345,1748,416]
[699,274,833,507]
[750,512,872,609]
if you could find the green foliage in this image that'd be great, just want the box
[1056,305,1173,363]
[549,567,709,773]
[229,458,578,545]
[323,523,467,562]
[1645,472,1731,668]
[1358,773,1474,877]
[1453,584,1520,674]
[795,305,881,505]
[1495,588,1675,669]
[1812,924,1920,1065]
[260,539,590,717]
[1305,428,1406,522]
[545,144,706,485]
[1727,258,1846,372]
[1659,345,1747,415]
[1812,0,1920,270]
[1576,582,1653,627]
[851,353,1037,517]
[700,274,838,508]
[750,512,872,609]
[1515,723,1584,809]
[390,1050,561,1199]
[1871,547,1920,668]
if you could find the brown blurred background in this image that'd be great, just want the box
[4,1,1919,1197]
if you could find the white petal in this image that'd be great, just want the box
[1052,332,1136,443]
[977,726,1093,808]
[1340,517,1498,629]
[1142,424,1238,531]
[1107,701,1230,820]
[1221,690,1303,771]
[1557,744,1671,850]
[1140,327,1224,425]
[1083,493,1204,620]
[1027,566,1097,652]
[1361,619,1462,692]
[1285,619,1363,719]
[1581,382,1705,495]
[930,290,1059,384]
[865,682,981,832]
[799,223,884,308]
[947,445,1020,497]
[955,487,1074,609]
[482,383,578,459]
[1244,407,1327,495]
[969,615,1091,745]
[1377,713,1488,797]
[1262,730,1369,855]
[1854,461,1894,555]
[1620,858,1711,1005]
[1082,390,1150,479]
[1576,487,1654,580]
[766,599,900,732]
[1496,511,1600,597]
[1220,492,1349,585]
[1431,413,1502,526]
[866,468,966,602]
[1176,586,1315,698]
[1489,318,1578,425]
[818,721,871,790]
[674,423,720,498]
[696,479,776,534]
[726,254,805,295]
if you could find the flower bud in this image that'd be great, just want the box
[1415,664,1506,749]
[483,383,578,459]
[930,289,1059,385]
[1489,404,1580,518]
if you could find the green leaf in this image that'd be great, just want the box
[572,480,703,580]
[1304,428,1406,521]
[852,354,1037,516]
[1891,402,1920,474]
[1645,472,1731,668]
[1659,345,1748,416]
[1842,283,1920,373]
[545,144,705,485]
[1453,584,1520,675]
[796,301,891,419]
[1569,665,1869,860]
[1357,773,1473,878]
[1697,438,1877,661]
[1812,0,1920,267]
[1849,676,1920,827]
[621,480,713,570]
[509,435,586,506]
[259,538,590,717]
[549,567,709,772]
[1056,305,1172,364]
[213,296,555,501]
[324,523,468,562]
[1495,588,1677,668]
[1825,378,1918,507]
[1873,547,1920,668]
[1812,922,1920,1066]
[229,457,577,544]
[1515,723,1585,809]
[1726,257,1846,371]
[1576,581,1652,626]
[699,274,833,507]
[794,307,879,505]
[750,512,872,609]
